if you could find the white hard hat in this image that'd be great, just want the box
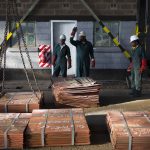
[79,31,86,37]
[130,35,139,43]
[59,34,66,40]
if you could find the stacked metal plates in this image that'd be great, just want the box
[0,113,31,149]
[25,108,90,148]
[72,108,90,145]
[52,77,101,108]
[106,111,150,150]
[0,92,43,113]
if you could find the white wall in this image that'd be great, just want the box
[6,48,39,69]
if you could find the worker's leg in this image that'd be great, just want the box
[76,60,83,77]
[83,61,90,77]
[130,69,136,95]
[53,65,60,77]
[60,64,67,77]
[134,68,142,96]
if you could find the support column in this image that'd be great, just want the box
[137,0,150,68]
[136,0,146,45]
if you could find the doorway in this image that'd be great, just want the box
[51,20,77,76]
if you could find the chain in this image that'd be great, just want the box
[16,29,36,95]
[0,0,9,96]
[11,0,35,94]
[12,0,41,100]
[0,0,41,100]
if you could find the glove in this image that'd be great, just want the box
[52,55,56,66]
[68,58,72,69]
[91,59,95,68]
[127,62,133,72]
[140,58,147,73]
[71,27,77,36]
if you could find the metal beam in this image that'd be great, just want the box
[79,0,131,61]
[145,0,150,61]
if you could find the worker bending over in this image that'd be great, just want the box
[52,34,72,77]
[70,27,95,77]
[128,35,147,97]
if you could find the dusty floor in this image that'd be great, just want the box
[3,80,150,150]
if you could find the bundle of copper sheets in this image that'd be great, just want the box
[0,92,43,113]
[52,78,101,108]
[106,111,150,150]
[0,113,31,149]
[25,108,90,148]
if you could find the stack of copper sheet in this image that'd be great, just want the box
[72,108,90,145]
[25,108,90,148]
[0,113,31,149]
[0,92,43,113]
[52,77,101,108]
[106,111,150,150]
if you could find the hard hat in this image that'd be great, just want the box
[59,34,66,40]
[79,31,86,37]
[130,35,139,43]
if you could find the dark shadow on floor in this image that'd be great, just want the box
[99,90,150,106]
[86,115,110,145]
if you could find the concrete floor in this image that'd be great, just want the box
[2,80,150,150]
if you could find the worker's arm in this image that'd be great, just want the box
[70,37,78,46]
[140,47,147,73]
[89,43,94,59]
[141,47,146,59]
[70,27,78,46]
[66,46,72,69]
[89,42,95,68]
[127,50,133,72]
[52,45,57,66]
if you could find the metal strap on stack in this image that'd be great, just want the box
[4,94,16,113]
[25,94,33,113]
[3,113,20,149]
[70,109,75,145]
[120,112,132,150]
[41,112,48,147]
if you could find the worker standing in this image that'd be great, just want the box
[128,35,147,97]
[52,34,72,77]
[70,27,95,77]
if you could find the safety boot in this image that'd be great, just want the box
[129,88,136,95]
[133,90,141,97]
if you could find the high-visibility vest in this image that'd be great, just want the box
[38,45,51,68]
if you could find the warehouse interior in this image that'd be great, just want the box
[0,0,150,150]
